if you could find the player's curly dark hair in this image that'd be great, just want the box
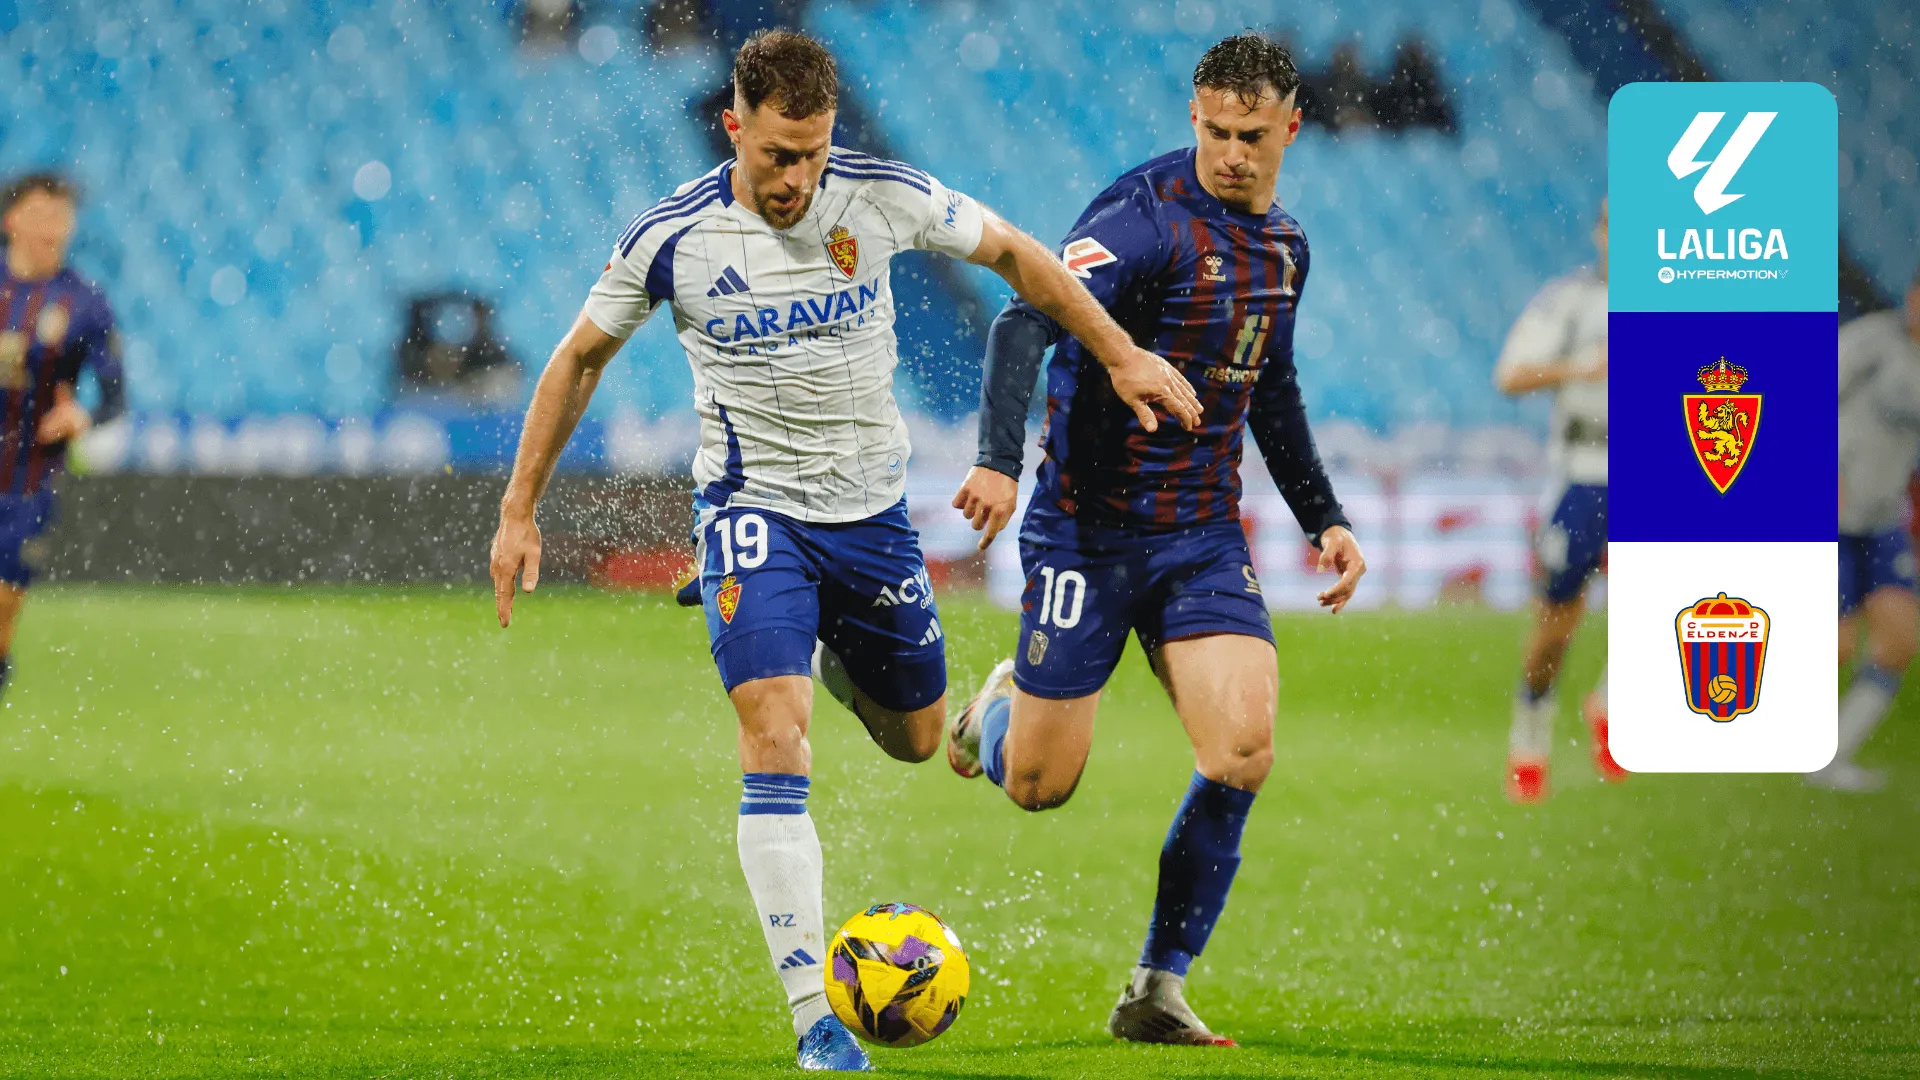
[1,171,78,214]
[733,29,838,119]
[1193,33,1301,108]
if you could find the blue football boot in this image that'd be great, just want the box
[797,1014,871,1072]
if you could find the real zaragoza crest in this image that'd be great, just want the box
[827,225,859,278]
[716,574,742,624]
[1684,357,1761,493]
[1674,592,1769,721]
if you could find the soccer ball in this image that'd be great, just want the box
[1707,674,1739,704]
[824,902,969,1047]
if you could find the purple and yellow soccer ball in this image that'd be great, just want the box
[824,902,970,1048]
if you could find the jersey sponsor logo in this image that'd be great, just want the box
[35,303,69,346]
[942,190,963,228]
[703,280,882,342]
[1061,237,1117,278]
[1675,592,1769,720]
[1684,357,1761,494]
[872,568,934,609]
[707,265,749,297]
[1202,254,1226,282]
[827,225,860,278]
[716,574,743,624]
[1668,111,1774,214]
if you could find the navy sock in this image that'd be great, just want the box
[1140,772,1257,977]
[1519,678,1552,705]
[0,655,10,695]
[979,696,1011,787]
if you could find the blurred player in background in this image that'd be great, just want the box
[1495,199,1615,804]
[1822,267,1920,792]
[488,30,1197,1072]
[947,35,1364,1046]
[0,172,125,697]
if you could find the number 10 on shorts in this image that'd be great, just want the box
[1034,567,1085,629]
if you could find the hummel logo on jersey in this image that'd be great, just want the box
[919,618,943,646]
[1062,237,1117,278]
[777,948,817,970]
[706,265,749,297]
[1668,111,1776,214]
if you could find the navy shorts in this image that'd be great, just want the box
[694,496,946,711]
[1014,517,1273,700]
[0,489,54,589]
[1536,482,1607,605]
[1839,528,1917,616]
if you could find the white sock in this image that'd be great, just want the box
[737,773,832,1039]
[812,640,859,716]
[1510,684,1556,759]
[1835,664,1901,764]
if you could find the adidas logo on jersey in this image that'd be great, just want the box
[706,265,749,297]
[918,619,943,646]
[777,948,817,970]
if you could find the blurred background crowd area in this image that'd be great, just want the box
[3,0,1915,602]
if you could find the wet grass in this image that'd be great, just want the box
[1,586,1915,1078]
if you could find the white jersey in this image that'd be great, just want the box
[1495,268,1609,486]
[584,149,987,523]
[1838,309,1920,535]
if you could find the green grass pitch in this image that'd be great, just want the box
[1,586,1915,1078]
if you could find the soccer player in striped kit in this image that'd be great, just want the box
[1493,199,1614,803]
[490,30,1199,1071]
[947,35,1366,1045]
[0,173,125,695]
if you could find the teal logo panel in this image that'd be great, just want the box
[1608,82,1836,313]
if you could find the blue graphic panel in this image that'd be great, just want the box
[1608,82,1837,313]
[1611,311,1836,542]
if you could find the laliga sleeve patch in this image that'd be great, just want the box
[1061,237,1117,279]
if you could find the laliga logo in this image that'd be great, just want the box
[1668,111,1775,213]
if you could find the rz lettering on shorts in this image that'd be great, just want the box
[768,913,796,927]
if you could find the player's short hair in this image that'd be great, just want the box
[1193,33,1301,109]
[1,171,78,214]
[733,29,838,120]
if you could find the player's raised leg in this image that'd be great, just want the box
[949,536,1125,809]
[1107,632,1275,1047]
[810,501,948,764]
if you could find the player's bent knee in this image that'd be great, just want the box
[1005,775,1074,812]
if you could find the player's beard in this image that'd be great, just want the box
[756,187,813,231]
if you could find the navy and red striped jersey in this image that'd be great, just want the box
[1012,148,1345,536]
[0,265,116,495]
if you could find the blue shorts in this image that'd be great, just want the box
[1014,518,1273,700]
[0,490,54,589]
[695,497,946,711]
[1839,528,1916,616]
[1536,483,1607,605]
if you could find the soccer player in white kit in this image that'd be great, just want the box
[1495,200,1622,803]
[1823,268,1920,792]
[488,30,1200,1072]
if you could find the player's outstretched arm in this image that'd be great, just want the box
[966,213,1201,433]
[952,303,1051,551]
[492,313,624,627]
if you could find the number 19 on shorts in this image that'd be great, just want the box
[713,513,769,574]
